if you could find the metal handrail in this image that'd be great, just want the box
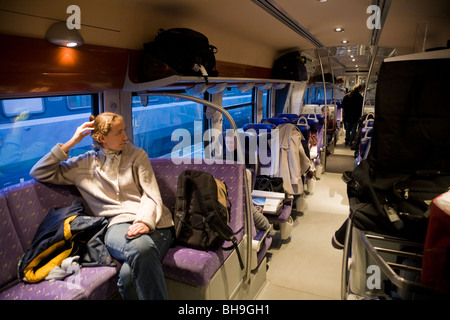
[340,215,353,300]
[356,228,441,296]
[137,92,254,286]
[315,49,328,170]
[362,46,379,116]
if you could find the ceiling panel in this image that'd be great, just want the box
[378,0,450,54]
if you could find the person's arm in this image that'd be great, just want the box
[128,150,166,235]
[30,121,94,183]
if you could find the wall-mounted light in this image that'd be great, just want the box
[46,21,84,47]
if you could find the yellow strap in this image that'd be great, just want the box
[23,215,77,283]
[63,215,76,240]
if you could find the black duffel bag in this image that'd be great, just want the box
[141,28,218,82]
[254,175,285,194]
[346,160,450,241]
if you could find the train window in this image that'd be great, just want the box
[131,95,205,159]
[304,83,339,105]
[66,95,92,110]
[2,97,44,117]
[262,90,269,119]
[303,87,309,105]
[0,94,95,188]
[313,86,325,104]
[222,87,254,130]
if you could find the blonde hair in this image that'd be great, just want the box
[89,112,124,146]
[348,84,363,98]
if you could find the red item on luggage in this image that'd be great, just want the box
[421,191,450,293]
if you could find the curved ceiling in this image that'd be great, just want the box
[1,0,449,70]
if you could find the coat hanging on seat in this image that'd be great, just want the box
[276,123,310,195]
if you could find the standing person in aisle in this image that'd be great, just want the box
[342,84,364,146]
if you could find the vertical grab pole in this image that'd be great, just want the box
[341,217,353,300]
[141,92,254,286]
[362,46,379,116]
[316,49,328,169]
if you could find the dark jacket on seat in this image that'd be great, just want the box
[18,201,113,283]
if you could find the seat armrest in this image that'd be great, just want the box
[252,225,271,252]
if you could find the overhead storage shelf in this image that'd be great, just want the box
[121,50,302,95]
[122,70,295,94]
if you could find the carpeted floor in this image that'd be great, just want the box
[325,154,355,174]
[324,131,356,174]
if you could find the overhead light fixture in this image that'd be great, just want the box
[334,27,344,32]
[317,0,328,2]
[342,40,349,44]
[46,21,84,47]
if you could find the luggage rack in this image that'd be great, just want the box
[341,224,446,300]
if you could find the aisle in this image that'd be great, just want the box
[325,132,356,174]
[256,171,349,300]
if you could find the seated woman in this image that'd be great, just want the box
[221,133,269,232]
[30,112,174,300]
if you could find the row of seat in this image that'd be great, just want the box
[355,113,375,165]
[237,108,333,241]
[0,159,269,300]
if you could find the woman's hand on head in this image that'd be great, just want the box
[61,121,94,153]
[73,121,94,144]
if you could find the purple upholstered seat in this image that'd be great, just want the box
[0,180,118,300]
[0,193,24,293]
[151,158,247,286]
[1,158,267,298]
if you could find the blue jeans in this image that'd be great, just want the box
[344,121,357,145]
[105,223,172,300]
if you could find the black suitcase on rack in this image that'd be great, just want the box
[346,52,450,242]
[141,28,218,82]
[271,51,308,81]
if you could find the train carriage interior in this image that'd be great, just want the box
[1,0,450,304]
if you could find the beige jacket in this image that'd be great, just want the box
[30,142,174,230]
[277,124,310,195]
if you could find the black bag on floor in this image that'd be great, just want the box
[174,170,243,269]
[272,51,307,81]
[345,160,450,241]
[142,28,218,82]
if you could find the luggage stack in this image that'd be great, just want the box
[342,49,450,300]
